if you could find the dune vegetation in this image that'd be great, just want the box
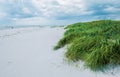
[54,20,120,72]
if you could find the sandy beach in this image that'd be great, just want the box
[0,27,119,77]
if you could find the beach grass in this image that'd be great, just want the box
[54,20,120,72]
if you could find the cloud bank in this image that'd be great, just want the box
[0,0,120,25]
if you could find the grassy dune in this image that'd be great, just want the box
[54,20,120,72]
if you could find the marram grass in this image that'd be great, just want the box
[54,20,120,72]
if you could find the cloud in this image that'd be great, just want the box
[0,0,38,18]
[31,0,93,19]
[0,0,120,25]
[0,12,7,19]
[104,7,120,13]
[22,7,31,14]
[31,0,120,20]
[13,17,88,26]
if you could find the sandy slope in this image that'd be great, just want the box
[0,27,119,77]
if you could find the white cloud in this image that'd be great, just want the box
[104,7,120,13]
[13,17,60,25]
[31,0,120,18]
[0,0,120,25]
[0,12,7,19]
[8,0,15,3]
[13,17,83,26]
[0,0,4,3]
[14,17,49,25]
[31,0,93,18]
[22,7,31,14]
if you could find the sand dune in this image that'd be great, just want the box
[0,27,119,77]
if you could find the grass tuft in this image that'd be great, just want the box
[54,20,120,72]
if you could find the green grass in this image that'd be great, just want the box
[54,20,120,72]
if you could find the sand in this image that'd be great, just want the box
[0,27,119,77]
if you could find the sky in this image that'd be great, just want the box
[0,0,120,26]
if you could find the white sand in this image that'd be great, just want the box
[0,27,119,77]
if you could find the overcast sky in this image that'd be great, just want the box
[0,0,120,26]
